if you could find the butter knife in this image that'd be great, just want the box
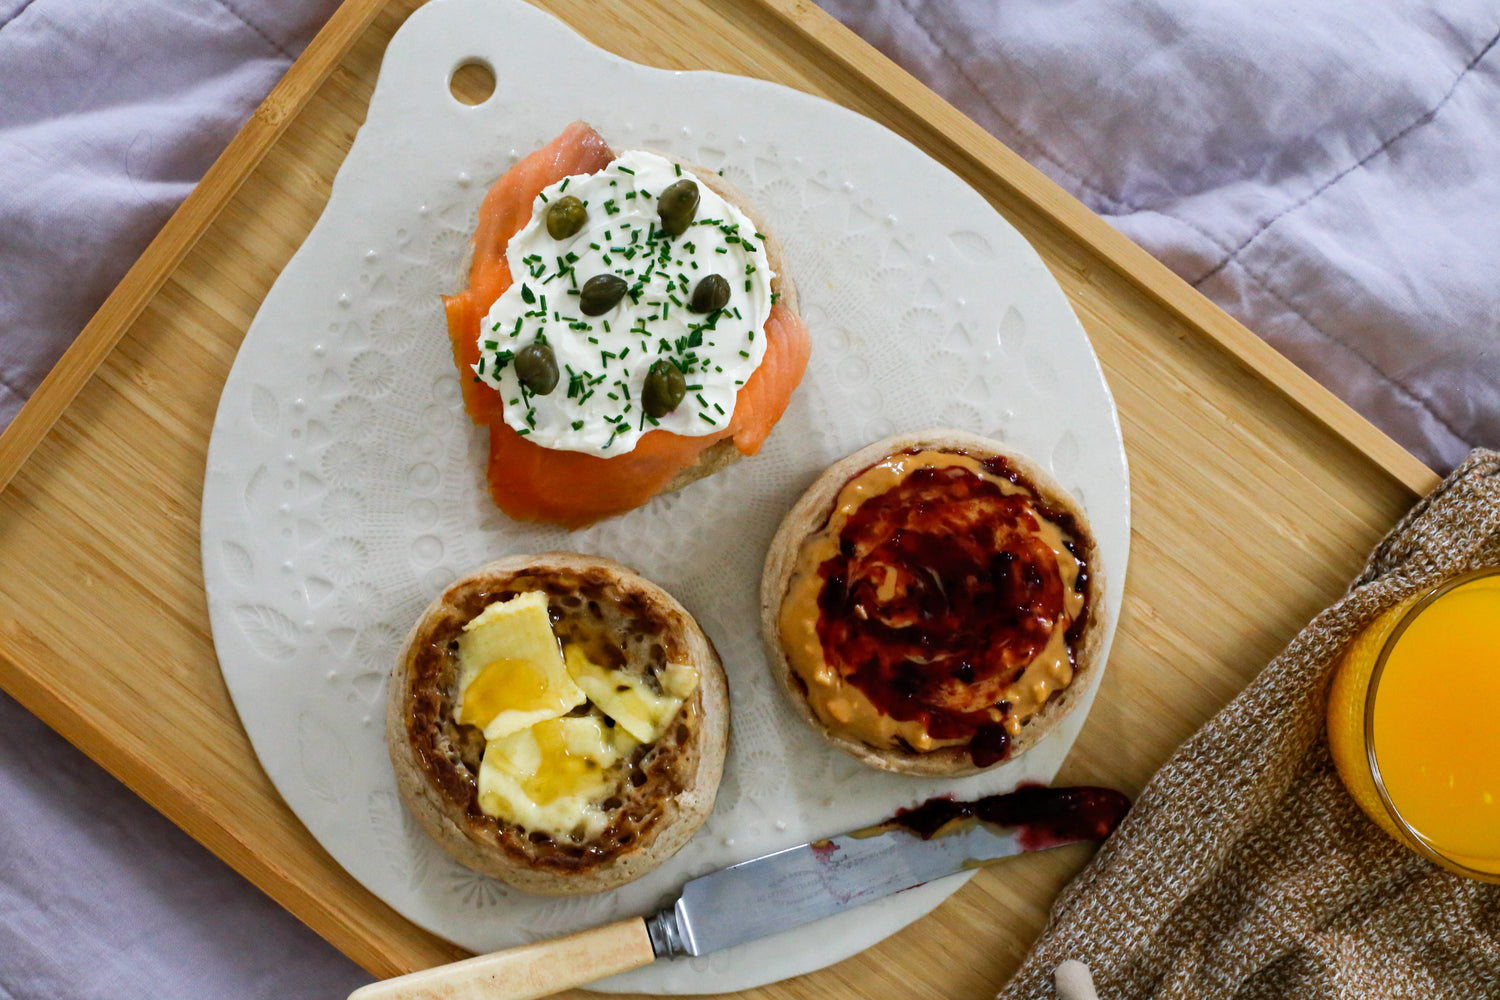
[349,784,1128,1000]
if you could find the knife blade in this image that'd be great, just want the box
[349,785,1128,1000]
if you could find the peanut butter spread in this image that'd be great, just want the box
[777,449,1089,766]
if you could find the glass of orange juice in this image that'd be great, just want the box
[1327,568,1500,880]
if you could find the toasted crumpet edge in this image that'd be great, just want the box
[759,430,1106,777]
[387,551,729,894]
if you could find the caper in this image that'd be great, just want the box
[545,195,588,240]
[656,178,700,237]
[642,360,687,418]
[514,342,559,395]
[689,274,731,314]
[579,273,629,316]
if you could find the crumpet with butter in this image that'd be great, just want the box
[386,552,727,894]
[761,431,1105,777]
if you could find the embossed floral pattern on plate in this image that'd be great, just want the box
[200,0,1129,993]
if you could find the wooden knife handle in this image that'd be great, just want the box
[348,916,656,1000]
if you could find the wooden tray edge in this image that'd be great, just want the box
[0,0,1439,502]
[0,0,1443,978]
[0,622,468,976]
[753,0,1438,497]
[0,0,392,497]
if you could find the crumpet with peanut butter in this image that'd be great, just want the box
[760,430,1105,776]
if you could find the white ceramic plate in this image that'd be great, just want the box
[200,0,1130,992]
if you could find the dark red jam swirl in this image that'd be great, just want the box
[887,784,1129,849]
[814,455,1089,766]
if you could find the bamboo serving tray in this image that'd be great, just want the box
[0,0,1440,995]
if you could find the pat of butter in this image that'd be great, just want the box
[455,592,585,740]
[477,716,633,839]
[564,645,696,744]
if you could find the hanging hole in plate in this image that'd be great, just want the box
[450,59,496,106]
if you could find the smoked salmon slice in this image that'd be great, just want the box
[445,121,613,427]
[444,122,810,529]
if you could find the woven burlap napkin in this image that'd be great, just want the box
[997,450,1500,999]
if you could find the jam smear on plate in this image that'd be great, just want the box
[885,784,1129,849]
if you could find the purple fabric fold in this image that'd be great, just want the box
[821,0,1500,473]
[0,2,368,997]
[2,0,1497,997]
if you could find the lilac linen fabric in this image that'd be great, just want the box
[819,0,1500,473]
[1,0,334,428]
[0,2,370,998]
[1,0,1499,998]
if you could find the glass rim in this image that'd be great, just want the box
[1363,566,1500,881]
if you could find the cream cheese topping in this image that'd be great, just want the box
[475,149,775,456]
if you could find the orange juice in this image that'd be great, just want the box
[1327,569,1500,880]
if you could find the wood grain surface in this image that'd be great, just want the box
[0,0,1439,995]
